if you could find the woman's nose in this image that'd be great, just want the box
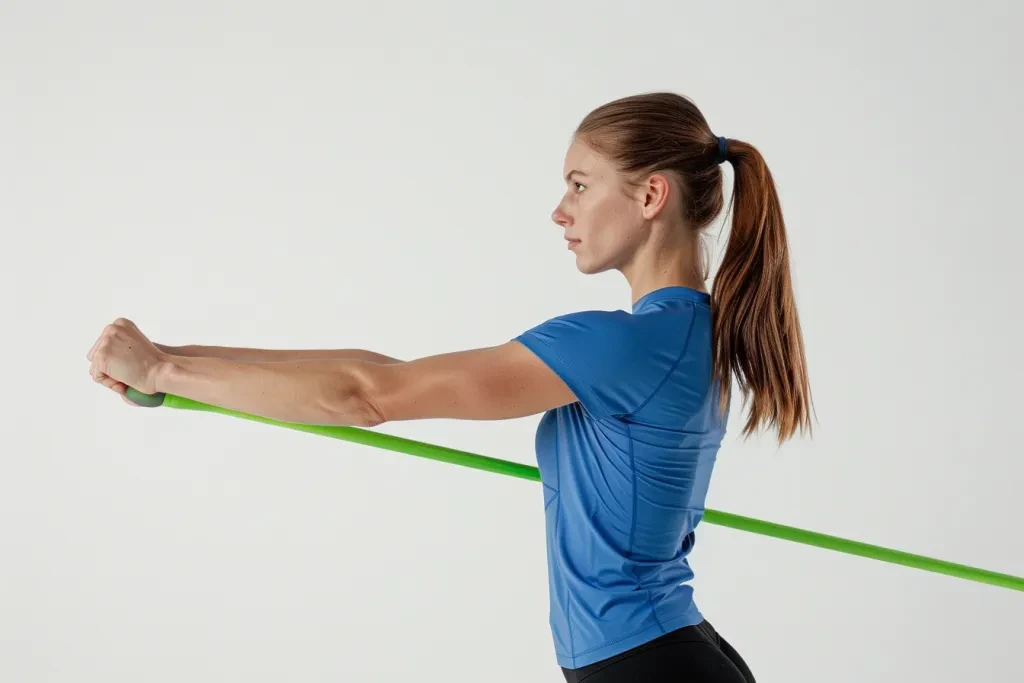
[551,204,572,228]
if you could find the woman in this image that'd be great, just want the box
[88,91,811,682]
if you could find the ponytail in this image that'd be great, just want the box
[573,91,813,443]
[711,139,812,443]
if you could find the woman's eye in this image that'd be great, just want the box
[575,182,586,192]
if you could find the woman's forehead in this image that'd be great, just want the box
[563,140,610,177]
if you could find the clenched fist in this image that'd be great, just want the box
[87,318,169,402]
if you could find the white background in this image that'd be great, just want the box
[2,1,1022,681]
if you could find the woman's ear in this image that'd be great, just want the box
[640,172,673,220]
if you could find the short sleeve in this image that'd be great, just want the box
[513,310,670,420]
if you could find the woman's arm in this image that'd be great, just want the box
[151,341,577,426]
[155,344,403,364]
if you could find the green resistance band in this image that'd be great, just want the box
[123,388,1023,593]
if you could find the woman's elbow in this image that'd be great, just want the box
[321,364,387,428]
[351,390,386,427]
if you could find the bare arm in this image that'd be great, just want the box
[151,341,577,426]
[155,343,403,364]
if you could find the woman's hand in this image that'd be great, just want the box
[87,318,169,402]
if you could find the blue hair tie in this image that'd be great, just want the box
[715,136,729,164]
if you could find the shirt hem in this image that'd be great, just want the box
[555,608,704,670]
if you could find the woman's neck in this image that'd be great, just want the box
[621,230,707,307]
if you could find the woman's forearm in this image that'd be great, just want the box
[156,344,403,364]
[153,354,383,427]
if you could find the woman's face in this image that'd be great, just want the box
[551,139,647,275]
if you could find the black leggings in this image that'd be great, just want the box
[561,620,755,683]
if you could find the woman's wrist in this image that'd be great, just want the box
[150,353,186,395]
[153,343,181,356]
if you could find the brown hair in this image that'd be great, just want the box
[575,92,812,443]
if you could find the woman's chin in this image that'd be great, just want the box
[573,255,602,275]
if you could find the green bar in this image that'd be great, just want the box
[163,393,543,481]
[700,509,1023,592]
[125,388,1024,593]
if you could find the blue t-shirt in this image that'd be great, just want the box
[514,286,728,670]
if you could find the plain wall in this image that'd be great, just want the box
[2,1,1021,680]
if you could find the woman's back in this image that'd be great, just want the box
[514,285,728,669]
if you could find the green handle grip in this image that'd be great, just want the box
[124,389,167,407]
[121,387,1024,593]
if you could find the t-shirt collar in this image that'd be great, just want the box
[632,286,711,313]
